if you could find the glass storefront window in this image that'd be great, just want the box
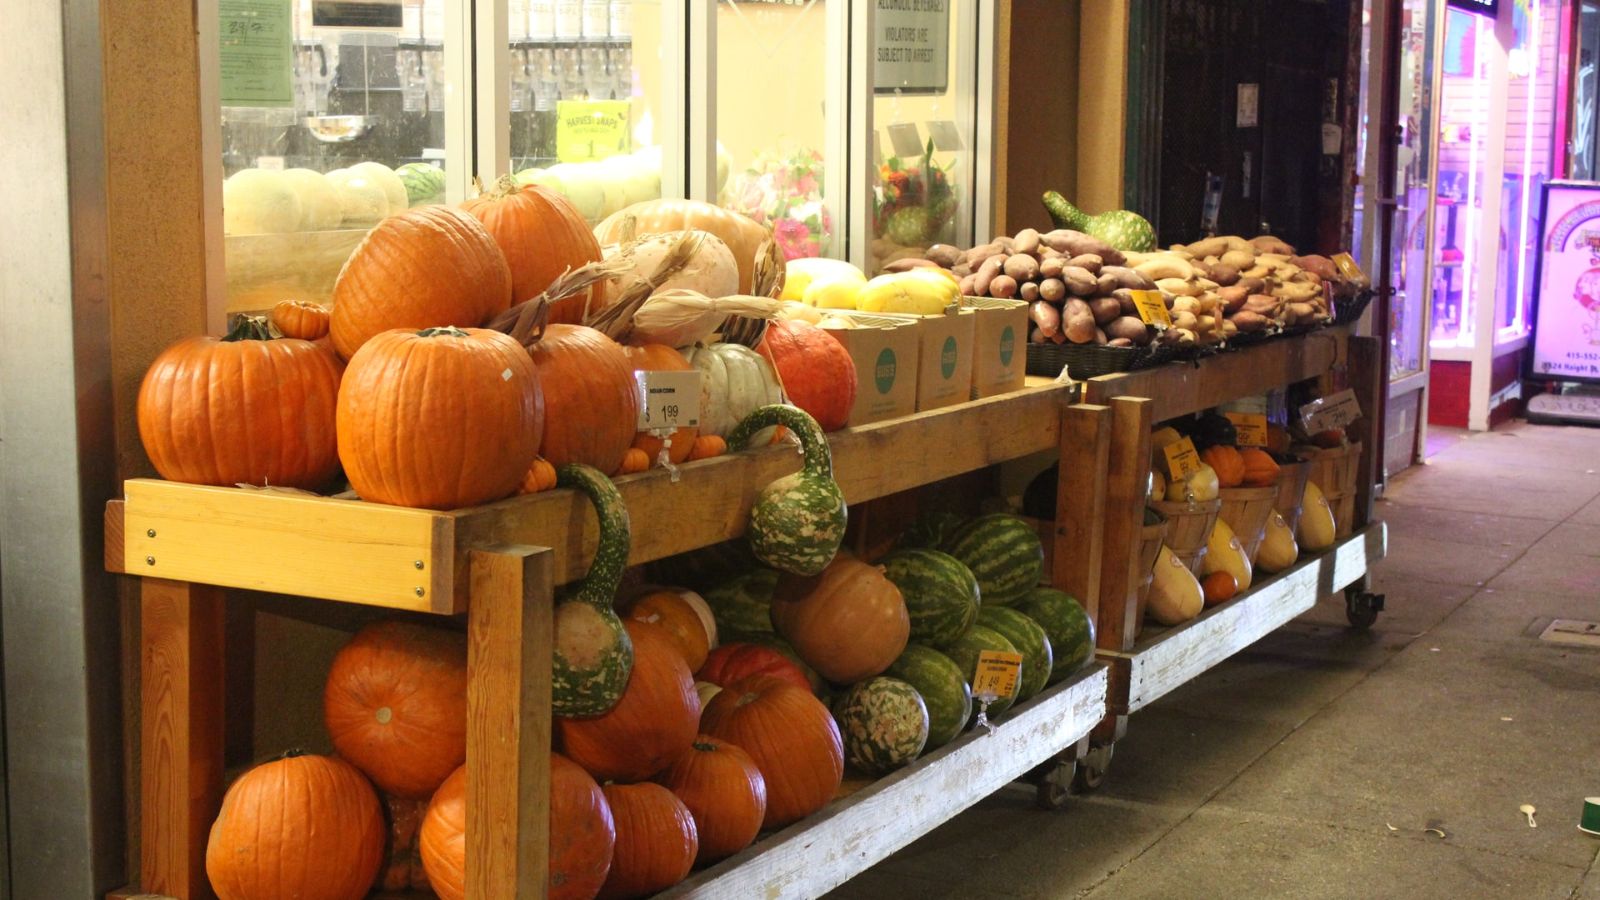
[1429,7,1492,348]
[1495,0,1559,339]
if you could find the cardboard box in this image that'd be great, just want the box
[822,315,920,426]
[964,297,1029,398]
[903,308,976,411]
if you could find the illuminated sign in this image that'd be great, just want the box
[1446,0,1499,17]
[1529,181,1600,385]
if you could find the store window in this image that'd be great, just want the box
[1495,0,1559,339]
[1429,7,1493,348]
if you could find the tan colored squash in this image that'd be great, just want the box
[1147,546,1204,626]
[1202,518,1253,592]
[1256,510,1299,573]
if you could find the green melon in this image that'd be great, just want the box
[895,509,968,551]
[942,625,1021,719]
[977,607,1053,703]
[702,568,779,636]
[939,514,1044,607]
[879,549,980,648]
[885,644,972,751]
[833,677,929,775]
[396,162,445,206]
[1014,587,1097,683]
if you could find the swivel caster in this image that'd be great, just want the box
[1034,757,1077,811]
[1071,743,1114,793]
[1345,587,1385,630]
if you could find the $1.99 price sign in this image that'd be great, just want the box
[635,370,701,431]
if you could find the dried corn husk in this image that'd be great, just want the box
[627,289,781,348]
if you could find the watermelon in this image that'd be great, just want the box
[833,677,929,775]
[885,644,972,751]
[879,549,980,648]
[1014,587,1097,683]
[942,625,1020,718]
[939,514,1044,607]
[396,162,445,207]
[895,510,967,551]
[701,568,779,636]
[977,607,1052,703]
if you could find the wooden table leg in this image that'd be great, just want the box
[1348,335,1384,529]
[140,578,225,899]
[1098,397,1154,654]
[1057,403,1112,618]
[466,545,554,898]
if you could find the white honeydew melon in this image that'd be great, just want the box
[681,342,784,438]
[326,168,390,226]
[781,257,867,302]
[513,166,546,186]
[281,168,343,231]
[348,161,408,214]
[599,150,662,208]
[222,169,303,235]
[542,163,626,222]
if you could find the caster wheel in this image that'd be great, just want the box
[1072,744,1114,793]
[1345,589,1385,630]
[1034,762,1075,811]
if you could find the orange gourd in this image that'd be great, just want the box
[623,344,699,465]
[598,783,698,899]
[769,556,909,684]
[324,620,468,800]
[520,456,559,493]
[558,621,700,783]
[1201,571,1238,607]
[271,298,332,340]
[460,176,606,322]
[527,324,641,474]
[1238,447,1281,487]
[337,326,543,509]
[1200,444,1245,489]
[137,316,344,490]
[700,674,843,829]
[655,736,766,865]
[623,591,711,671]
[617,448,651,475]
[205,752,385,900]
[758,320,858,432]
[686,435,727,461]
[593,199,770,294]
[330,205,512,359]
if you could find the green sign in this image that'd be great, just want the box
[556,100,631,163]
[940,336,957,379]
[999,325,1015,366]
[874,348,897,395]
[220,0,294,108]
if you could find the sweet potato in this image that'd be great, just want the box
[1100,266,1155,291]
[1039,278,1067,303]
[1039,256,1066,279]
[952,262,972,277]
[1040,230,1126,266]
[926,244,963,268]
[1106,316,1152,346]
[965,243,1005,266]
[1230,310,1272,333]
[1251,235,1296,256]
[1030,300,1062,339]
[1107,337,1135,348]
[988,274,1019,299]
[1020,281,1040,302]
[958,274,977,296]
[994,235,1016,253]
[1236,276,1267,295]
[1171,310,1199,332]
[1095,328,1109,345]
[1183,236,1232,258]
[1220,249,1256,271]
[1063,302,1097,344]
[1067,253,1104,275]
[1063,266,1098,297]
[1012,228,1042,256]
[1089,296,1122,326]
[1217,285,1249,313]
[883,258,938,272]
[972,255,1004,296]
[1004,254,1040,282]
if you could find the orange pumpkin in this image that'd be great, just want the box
[461,176,606,322]
[137,316,344,490]
[700,674,843,829]
[330,205,513,359]
[520,456,559,494]
[1239,447,1281,487]
[337,326,543,509]
[205,752,385,900]
[324,620,468,800]
[419,754,615,900]
[758,320,858,432]
[594,199,770,294]
[686,435,727,461]
[271,298,332,341]
[770,556,909,684]
[622,591,711,671]
[616,448,651,475]
[528,324,641,474]
[623,344,699,465]
[1201,571,1238,607]
[655,736,767,865]
[558,621,700,783]
[598,783,698,899]
[1200,444,1245,489]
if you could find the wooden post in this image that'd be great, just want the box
[1056,404,1112,619]
[1348,335,1384,529]
[466,546,555,899]
[140,579,225,900]
[1096,397,1153,654]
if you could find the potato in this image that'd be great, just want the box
[883,258,938,272]
[1063,266,1098,296]
[1020,280,1041,302]
[926,244,963,268]
[1208,264,1241,287]
[1039,277,1067,303]
[959,274,977,295]
[1106,316,1152,345]
[972,255,1004,296]
[1067,253,1104,275]
[966,243,1005,266]
[1100,266,1154,291]
[1220,249,1256,271]
[1039,256,1066,279]
[1004,253,1040,282]
[988,274,1019,299]
[1088,296,1122,326]
[1251,235,1296,256]
[1012,228,1042,255]
[1108,337,1135,348]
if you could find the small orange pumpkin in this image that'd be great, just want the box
[271,299,332,341]
[624,344,699,466]
[686,434,727,461]
[1200,445,1245,489]
[623,591,711,671]
[1201,571,1238,607]
[520,456,558,494]
[1238,447,1281,487]
[616,448,651,476]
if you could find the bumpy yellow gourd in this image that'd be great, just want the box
[1256,510,1299,573]
[1297,481,1336,551]
[1202,518,1252,591]
[1148,546,1204,625]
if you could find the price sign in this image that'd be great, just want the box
[972,650,1023,701]
[1331,252,1370,287]
[1224,412,1269,447]
[635,370,701,431]
[1129,290,1172,327]
[1300,389,1362,434]
[1162,437,1203,480]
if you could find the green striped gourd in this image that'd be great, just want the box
[1041,191,1157,253]
[942,625,1020,718]
[727,405,846,576]
[833,677,929,775]
[977,607,1053,703]
[939,514,1043,607]
[886,643,972,751]
[702,568,780,636]
[552,464,633,716]
[396,162,445,207]
[1014,587,1097,683]
[879,549,980,648]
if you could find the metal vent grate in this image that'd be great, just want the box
[1538,619,1600,648]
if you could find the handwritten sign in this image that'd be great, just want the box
[875,0,950,94]
[1130,290,1172,327]
[1163,437,1203,480]
[972,650,1022,701]
[220,0,293,108]
[635,371,701,431]
[556,100,630,163]
[1300,389,1362,434]
[1224,412,1269,447]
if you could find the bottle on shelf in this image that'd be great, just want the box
[608,0,632,40]
[582,0,611,41]
[530,0,556,40]
[555,0,583,40]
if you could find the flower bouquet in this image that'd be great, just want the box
[726,148,833,260]
[874,138,958,248]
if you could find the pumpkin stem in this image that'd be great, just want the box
[418,325,473,338]
[691,740,718,752]
[276,748,307,760]
[223,314,274,342]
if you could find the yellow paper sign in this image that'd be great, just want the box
[1129,290,1172,327]
[1224,412,1269,447]
[972,650,1023,701]
[1331,252,1370,286]
[1163,436,1203,480]
[556,99,631,163]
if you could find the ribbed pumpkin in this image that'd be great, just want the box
[681,342,785,438]
[1239,447,1281,487]
[323,620,467,800]
[621,591,712,671]
[758,320,857,432]
[528,324,640,474]
[520,456,559,493]
[655,736,766,865]
[700,674,843,828]
[594,199,770,294]
[1200,444,1245,488]
[418,754,616,900]
[696,642,812,694]
[461,176,606,321]
[598,783,698,899]
[558,621,700,782]
[623,344,700,465]
[770,556,910,684]
[271,298,332,340]
[137,316,343,490]
[330,205,512,359]
[205,752,385,900]
[337,326,543,509]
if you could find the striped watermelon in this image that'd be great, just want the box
[396,162,445,207]
[939,514,1044,607]
[977,607,1053,703]
[1015,587,1097,683]
[886,644,972,751]
[942,625,1020,718]
[895,510,967,551]
[879,549,980,648]
[701,568,779,636]
[833,677,929,775]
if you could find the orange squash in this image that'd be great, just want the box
[1238,447,1281,487]
[558,621,700,783]
[461,176,606,321]
[686,434,727,460]
[758,320,857,432]
[769,556,909,684]
[623,344,699,466]
[528,324,641,474]
[616,448,651,475]
[520,456,558,494]
[623,591,711,671]
[271,298,332,340]
[1200,444,1245,489]
[655,736,766,865]
[598,783,698,899]
[1201,571,1238,607]
[700,674,843,829]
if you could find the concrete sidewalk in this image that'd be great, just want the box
[832,420,1600,899]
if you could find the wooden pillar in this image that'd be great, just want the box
[1348,335,1384,530]
[1056,403,1112,616]
[1076,0,1130,214]
[1096,396,1153,653]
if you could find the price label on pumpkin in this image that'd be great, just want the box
[1162,437,1203,480]
[1224,412,1269,447]
[1129,290,1172,327]
[1331,252,1370,286]
[1300,389,1362,435]
[972,650,1023,702]
[635,370,701,431]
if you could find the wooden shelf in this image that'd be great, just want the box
[1100,523,1387,715]
[661,664,1110,900]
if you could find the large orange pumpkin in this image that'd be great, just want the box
[558,621,699,782]
[598,783,698,899]
[623,344,700,465]
[461,176,606,322]
[137,316,344,490]
[324,620,468,800]
[205,752,385,900]
[758,320,857,432]
[337,326,543,509]
[594,200,771,294]
[527,324,640,474]
[330,204,513,359]
[621,591,711,671]
[419,754,616,900]
[770,556,909,684]
[655,736,766,865]
[700,674,843,828]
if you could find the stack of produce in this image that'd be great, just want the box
[1148,235,1346,338]
[221,161,442,236]
[772,255,963,319]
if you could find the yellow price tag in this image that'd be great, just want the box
[555,99,631,163]
[1331,252,1369,286]
[1162,436,1203,480]
[1224,412,1269,447]
[1129,290,1172,327]
[972,650,1023,701]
